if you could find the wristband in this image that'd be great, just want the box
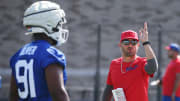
[142,41,151,46]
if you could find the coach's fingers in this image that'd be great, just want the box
[144,22,148,32]
[139,28,144,42]
[140,28,144,36]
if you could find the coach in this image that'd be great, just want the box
[102,22,158,101]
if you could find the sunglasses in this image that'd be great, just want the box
[121,40,138,45]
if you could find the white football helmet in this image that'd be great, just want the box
[23,1,69,46]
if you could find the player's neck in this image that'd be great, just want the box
[122,55,137,62]
[32,33,56,45]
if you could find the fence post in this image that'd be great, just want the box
[157,24,162,101]
[94,24,101,101]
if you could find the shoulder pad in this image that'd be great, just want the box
[46,46,65,62]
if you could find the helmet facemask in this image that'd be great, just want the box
[49,20,69,46]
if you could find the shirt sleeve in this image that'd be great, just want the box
[106,61,113,85]
[141,58,154,77]
[175,63,180,73]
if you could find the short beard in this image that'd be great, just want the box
[124,52,135,57]
[121,48,136,57]
[168,55,173,59]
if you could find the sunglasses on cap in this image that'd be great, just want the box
[121,39,138,46]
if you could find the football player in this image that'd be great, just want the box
[9,1,70,101]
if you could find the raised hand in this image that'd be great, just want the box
[139,22,149,43]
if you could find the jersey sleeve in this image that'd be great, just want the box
[9,50,21,76]
[9,55,15,75]
[106,61,113,85]
[41,46,66,69]
[9,55,14,69]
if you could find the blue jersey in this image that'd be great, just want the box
[10,40,67,101]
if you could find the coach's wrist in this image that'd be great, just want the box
[142,41,151,46]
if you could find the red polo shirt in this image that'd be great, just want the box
[107,56,153,101]
[162,57,180,97]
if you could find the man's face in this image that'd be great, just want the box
[167,50,178,59]
[120,39,139,57]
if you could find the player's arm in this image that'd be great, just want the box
[9,74,19,101]
[45,63,70,101]
[102,85,113,101]
[139,22,158,75]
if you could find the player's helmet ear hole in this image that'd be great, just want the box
[52,28,59,32]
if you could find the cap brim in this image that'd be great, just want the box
[165,46,170,50]
[121,37,139,41]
